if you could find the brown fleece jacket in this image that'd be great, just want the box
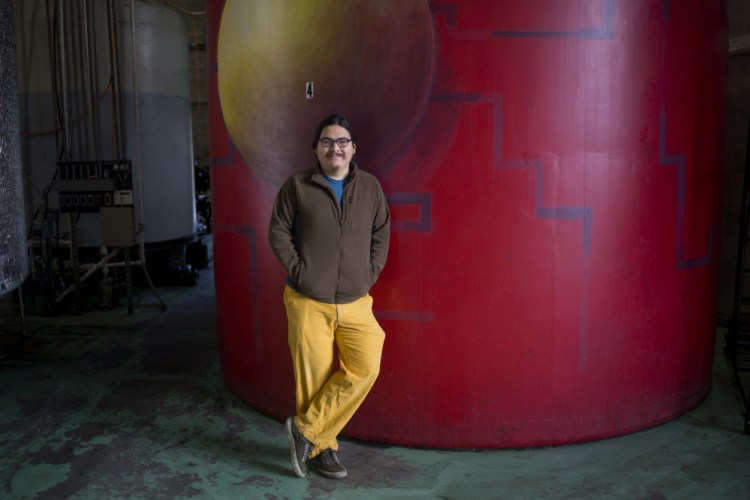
[268,162,390,304]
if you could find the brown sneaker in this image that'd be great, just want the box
[285,417,312,478]
[317,448,347,479]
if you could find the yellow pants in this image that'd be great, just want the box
[284,285,385,457]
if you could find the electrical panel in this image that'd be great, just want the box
[56,160,133,213]
[100,206,136,247]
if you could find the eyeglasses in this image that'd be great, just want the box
[319,137,352,148]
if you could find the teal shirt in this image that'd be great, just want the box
[324,174,347,207]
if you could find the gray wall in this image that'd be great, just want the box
[719,0,750,322]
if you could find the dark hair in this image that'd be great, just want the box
[311,114,358,149]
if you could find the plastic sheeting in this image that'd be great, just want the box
[0,0,26,296]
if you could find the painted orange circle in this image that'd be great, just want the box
[218,0,436,187]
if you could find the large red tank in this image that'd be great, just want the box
[207,0,727,448]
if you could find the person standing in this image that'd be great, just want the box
[268,114,390,479]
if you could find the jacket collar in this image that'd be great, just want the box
[312,161,359,183]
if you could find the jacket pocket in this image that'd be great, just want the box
[369,262,377,287]
[291,259,306,287]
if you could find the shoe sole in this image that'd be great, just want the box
[319,469,347,479]
[285,418,306,478]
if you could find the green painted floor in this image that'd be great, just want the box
[1,267,749,499]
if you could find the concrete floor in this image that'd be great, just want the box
[1,266,749,499]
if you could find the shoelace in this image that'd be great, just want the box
[321,449,341,465]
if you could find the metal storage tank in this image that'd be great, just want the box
[208,0,727,448]
[1,0,27,296]
[16,0,195,249]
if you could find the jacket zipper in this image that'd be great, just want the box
[335,185,349,302]
[314,173,350,303]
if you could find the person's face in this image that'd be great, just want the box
[314,124,356,179]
